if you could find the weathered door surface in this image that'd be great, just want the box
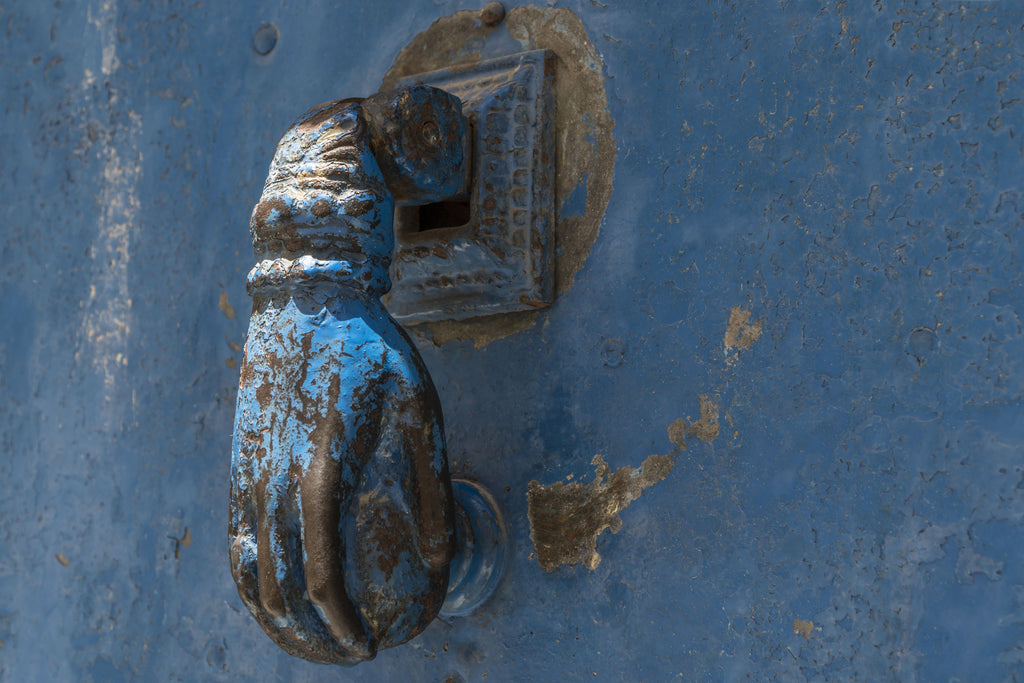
[3,1,1024,680]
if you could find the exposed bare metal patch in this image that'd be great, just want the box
[667,418,689,449]
[724,306,762,356]
[666,394,720,449]
[793,619,815,639]
[219,290,237,319]
[689,395,720,442]
[527,453,673,571]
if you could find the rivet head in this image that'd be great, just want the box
[252,23,278,55]
[481,1,505,26]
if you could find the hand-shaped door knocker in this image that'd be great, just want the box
[230,86,506,665]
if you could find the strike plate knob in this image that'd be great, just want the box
[230,85,506,665]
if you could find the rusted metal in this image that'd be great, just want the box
[230,85,467,664]
[386,50,556,324]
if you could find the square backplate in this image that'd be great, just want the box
[384,50,555,324]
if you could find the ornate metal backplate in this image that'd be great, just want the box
[385,50,555,324]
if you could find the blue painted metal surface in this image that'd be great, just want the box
[2,1,1024,681]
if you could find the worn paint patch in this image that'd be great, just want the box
[793,619,815,639]
[690,395,720,441]
[77,2,140,395]
[667,418,689,449]
[527,454,673,571]
[172,527,192,561]
[723,307,762,359]
[218,291,236,319]
[528,396,718,571]
[382,6,616,347]
[667,395,721,449]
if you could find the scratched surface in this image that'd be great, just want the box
[1,1,1024,680]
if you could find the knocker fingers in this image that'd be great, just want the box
[229,456,260,611]
[299,452,376,660]
[255,473,299,622]
[251,472,352,663]
[231,449,331,662]
[388,363,456,572]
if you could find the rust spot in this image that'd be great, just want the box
[526,453,673,571]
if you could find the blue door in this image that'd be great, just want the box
[2,1,1023,680]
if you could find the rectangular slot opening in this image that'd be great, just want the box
[417,200,471,232]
